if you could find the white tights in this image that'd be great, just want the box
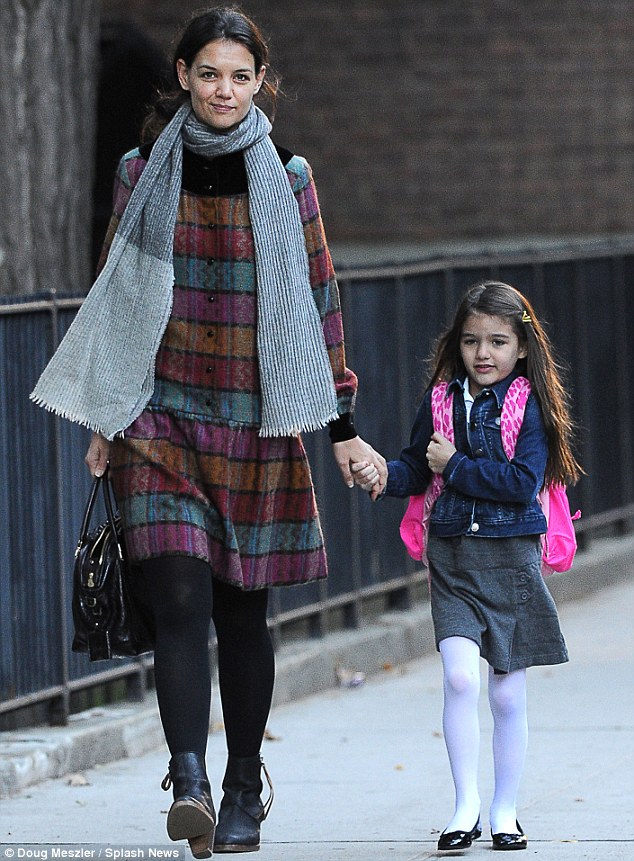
[439,636,527,835]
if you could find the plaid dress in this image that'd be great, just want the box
[103,144,357,590]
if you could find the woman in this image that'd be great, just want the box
[31,6,385,857]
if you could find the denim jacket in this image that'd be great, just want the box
[385,372,548,538]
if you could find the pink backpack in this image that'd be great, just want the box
[399,377,581,574]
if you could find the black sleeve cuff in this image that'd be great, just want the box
[328,412,357,443]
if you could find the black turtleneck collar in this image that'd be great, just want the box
[138,141,294,196]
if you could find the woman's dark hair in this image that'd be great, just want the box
[427,280,583,487]
[142,5,280,141]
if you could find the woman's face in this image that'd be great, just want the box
[176,38,266,131]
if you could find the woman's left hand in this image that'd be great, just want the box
[332,436,387,494]
[426,432,456,474]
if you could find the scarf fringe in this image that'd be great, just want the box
[31,392,339,441]
[29,392,115,439]
[259,406,340,438]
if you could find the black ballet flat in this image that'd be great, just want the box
[437,817,482,851]
[491,820,528,851]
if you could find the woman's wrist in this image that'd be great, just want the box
[328,412,357,443]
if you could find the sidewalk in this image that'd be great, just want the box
[1,535,633,859]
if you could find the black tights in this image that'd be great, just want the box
[141,556,275,758]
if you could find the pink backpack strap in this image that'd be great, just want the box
[399,382,452,562]
[501,377,581,574]
[424,383,453,544]
[499,376,531,460]
[431,382,454,441]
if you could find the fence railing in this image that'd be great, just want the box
[2,237,633,727]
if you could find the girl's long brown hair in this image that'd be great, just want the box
[427,280,584,487]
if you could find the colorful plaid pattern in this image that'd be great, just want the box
[110,412,326,589]
[104,150,356,588]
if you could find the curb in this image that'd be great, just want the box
[1,532,633,799]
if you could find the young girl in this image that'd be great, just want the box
[355,280,582,852]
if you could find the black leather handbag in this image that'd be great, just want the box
[72,472,154,661]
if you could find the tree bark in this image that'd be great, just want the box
[0,0,99,297]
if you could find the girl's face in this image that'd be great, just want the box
[460,312,527,396]
[176,38,266,132]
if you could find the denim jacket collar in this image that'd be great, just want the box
[446,370,522,409]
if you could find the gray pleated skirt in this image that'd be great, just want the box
[427,534,569,673]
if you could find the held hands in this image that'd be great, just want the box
[85,432,111,477]
[426,431,456,474]
[332,436,387,500]
[333,434,387,502]
[350,460,385,500]
[338,432,456,500]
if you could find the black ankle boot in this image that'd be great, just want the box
[161,751,216,859]
[213,755,274,853]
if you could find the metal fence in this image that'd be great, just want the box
[2,238,633,727]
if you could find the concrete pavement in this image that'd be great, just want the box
[1,534,633,859]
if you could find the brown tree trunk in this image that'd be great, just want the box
[0,0,99,297]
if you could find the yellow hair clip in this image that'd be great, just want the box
[521,311,532,324]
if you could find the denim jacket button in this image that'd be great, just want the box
[474,448,485,457]
[471,522,480,532]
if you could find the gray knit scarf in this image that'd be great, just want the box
[31,104,338,439]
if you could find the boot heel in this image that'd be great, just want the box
[166,799,215,858]
[188,833,214,860]
[166,798,216,841]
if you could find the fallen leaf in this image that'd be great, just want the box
[66,773,90,787]
[335,664,365,688]
[264,728,281,741]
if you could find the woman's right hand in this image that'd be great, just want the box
[85,432,110,477]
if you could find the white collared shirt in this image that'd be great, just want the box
[462,376,475,424]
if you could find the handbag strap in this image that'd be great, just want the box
[75,470,121,556]
[77,474,102,548]
[101,471,125,561]
[101,470,118,527]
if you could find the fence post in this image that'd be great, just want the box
[48,289,71,726]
